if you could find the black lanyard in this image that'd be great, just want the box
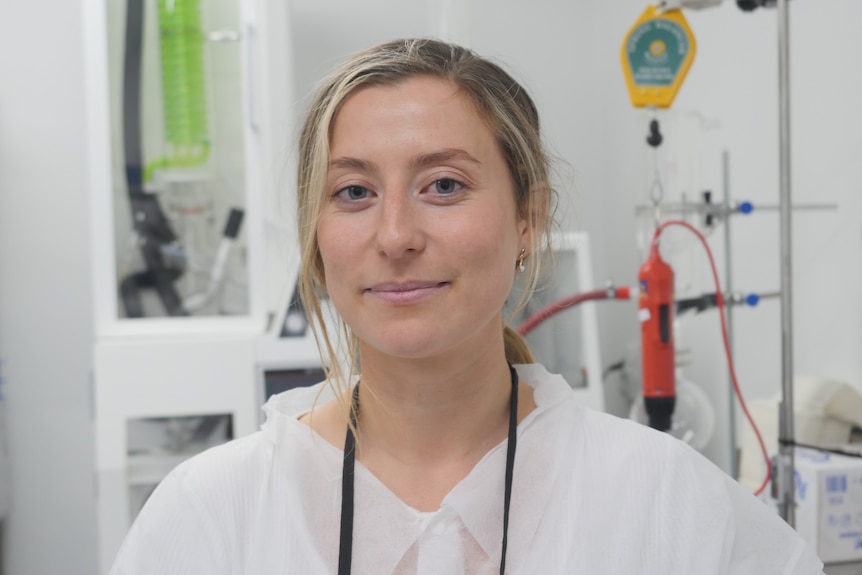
[337,365,519,575]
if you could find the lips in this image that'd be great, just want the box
[366,281,449,304]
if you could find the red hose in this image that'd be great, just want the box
[653,220,773,496]
[516,228,771,496]
[517,287,632,336]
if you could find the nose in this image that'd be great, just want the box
[374,191,426,259]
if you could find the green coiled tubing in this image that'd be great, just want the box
[145,0,210,182]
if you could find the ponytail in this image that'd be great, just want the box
[503,325,535,364]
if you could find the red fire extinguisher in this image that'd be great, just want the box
[639,242,676,431]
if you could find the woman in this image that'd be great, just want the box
[110,38,823,574]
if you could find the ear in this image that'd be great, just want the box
[516,216,531,254]
[518,180,551,253]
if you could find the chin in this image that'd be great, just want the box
[360,328,451,360]
[370,339,440,360]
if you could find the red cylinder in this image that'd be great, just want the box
[638,245,676,431]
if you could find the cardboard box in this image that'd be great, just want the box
[795,447,862,563]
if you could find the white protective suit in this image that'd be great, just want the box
[110,363,823,574]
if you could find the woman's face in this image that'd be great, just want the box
[317,76,529,362]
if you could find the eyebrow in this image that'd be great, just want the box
[328,156,373,172]
[410,149,481,170]
[328,148,481,173]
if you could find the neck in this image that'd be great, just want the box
[346,341,537,511]
[356,342,514,466]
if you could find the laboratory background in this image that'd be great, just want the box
[1,0,861,573]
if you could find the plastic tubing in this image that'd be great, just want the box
[652,220,772,496]
[145,0,210,181]
[517,287,632,336]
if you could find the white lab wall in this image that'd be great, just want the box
[1,1,862,573]
[0,2,98,575]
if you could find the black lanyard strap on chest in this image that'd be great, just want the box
[337,365,520,575]
[337,384,360,575]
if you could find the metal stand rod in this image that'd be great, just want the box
[633,202,837,216]
[777,0,796,527]
[722,151,739,480]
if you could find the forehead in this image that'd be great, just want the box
[329,76,497,157]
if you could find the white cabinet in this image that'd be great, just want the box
[83,1,318,572]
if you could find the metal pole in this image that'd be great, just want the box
[777,0,796,527]
[722,151,739,480]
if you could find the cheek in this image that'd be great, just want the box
[446,210,520,284]
[316,220,351,291]
[318,249,355,323]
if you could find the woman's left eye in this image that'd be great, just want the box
[429,178,464,195]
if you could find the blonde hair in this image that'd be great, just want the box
[297,38,556,404]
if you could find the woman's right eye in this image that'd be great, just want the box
[334,185,370,201]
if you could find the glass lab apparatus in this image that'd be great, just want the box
[88,1,295,570]
[102,0,261,328]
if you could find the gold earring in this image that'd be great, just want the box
[517,248,526,273]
